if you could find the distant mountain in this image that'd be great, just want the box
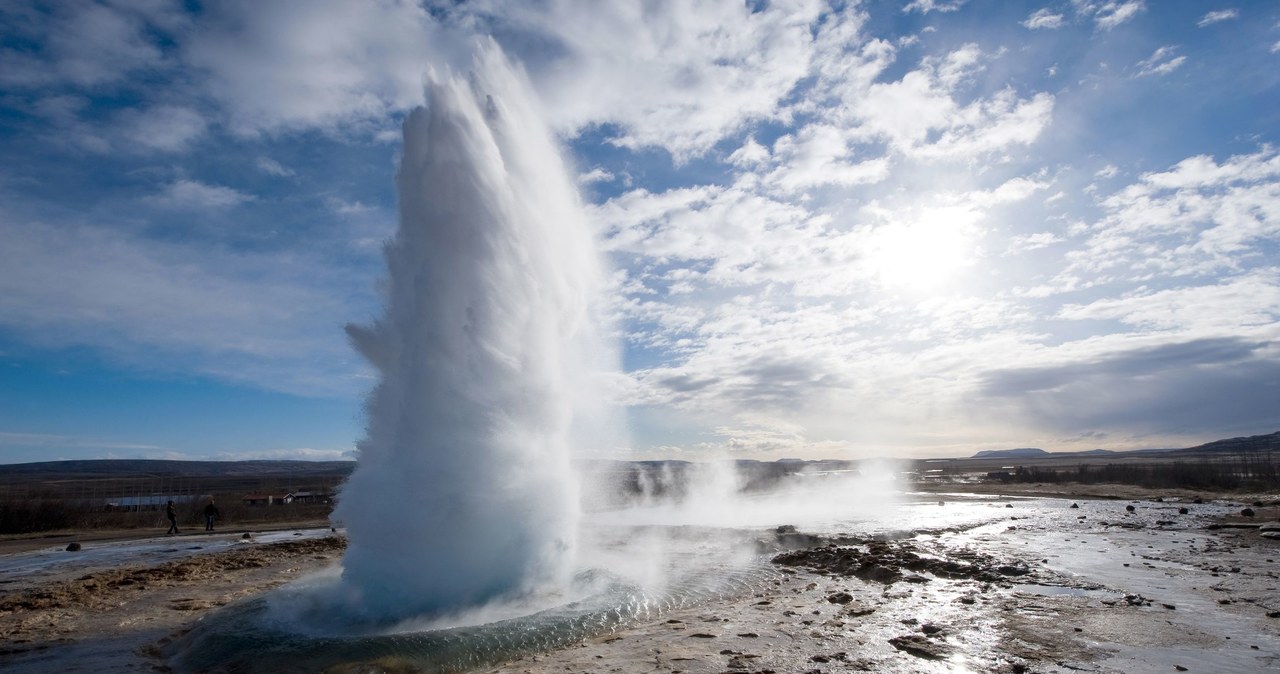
[0,459,356,478]
[971,447,1049,459]
[1172,431,1280,455]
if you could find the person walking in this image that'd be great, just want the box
[203,498,220,531]
[165,500,179,535]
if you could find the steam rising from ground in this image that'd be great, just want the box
[334,41,618,620]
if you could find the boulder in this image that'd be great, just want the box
[1242,508,1256,517]
[65,542,81,552]
[1125,505,1136,513]
[1178,507,1189,515]
[1070,503,1079,509]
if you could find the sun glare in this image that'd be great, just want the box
[865,209,976,293]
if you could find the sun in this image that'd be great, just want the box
[864,208,977,294]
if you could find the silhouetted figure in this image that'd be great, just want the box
[203,499,221,531]
[166,501,179,535]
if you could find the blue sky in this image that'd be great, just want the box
[1,0,1278,463]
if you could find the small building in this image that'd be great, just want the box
[242,493,290,506]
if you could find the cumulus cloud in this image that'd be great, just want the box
[457,1,827,159]
[185,0,437,136]
[0,0,181,89]
[115,105,207,153]
[904,0,967,13]
[1023,8,1066,30]
[146,179,254,209]
[256,156,295,177]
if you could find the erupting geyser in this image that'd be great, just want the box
[334,43,618,620]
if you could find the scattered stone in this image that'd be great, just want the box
[1126,505,1136,513]
[1253,501,1264,508]
[1259,522,1280,532]
[688,633,716,639]
[1006,504,1014,508]
[1070,503,1079,509]
[666,619,683,624]
[920,623,943,635]
[64,543,81,552]
[1194,498,1204,504]
[1175,667,1188,672]
[775,525,797,534]
[1261,532,1280,540]
[736,633,759,638]
[826,592,853,604]
[1163,603,1177,610]
[889,634,948,660]
[1242,508,1256,517]
[1266,611,1280,618]
[242,533,253,539]
[840,602,877,617]
[1155,497,1164,502]
[1179,507,1189,515]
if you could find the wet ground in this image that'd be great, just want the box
[487,493,1280,674]
[2,492,1278,673]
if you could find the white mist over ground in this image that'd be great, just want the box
[334,41,619,621]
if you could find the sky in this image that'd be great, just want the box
[1,0,1278,464]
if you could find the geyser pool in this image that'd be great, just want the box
[334,41,618,620]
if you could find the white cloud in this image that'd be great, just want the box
[0,214,361,396]
[577,167,614,184]
[1023,8,1066,30]
[1079,1,1146,30]
[146,179,254,209]
[1006,231,1065,254]
[256,156,295,177]
[1197,9,1239,27]
[1135,46,1186,77]
[461,1,829,159]
[904,0,967,13]
[764,124,891,192]
[185,0,436,136]
[116,105,207,153]
[0,0,179,88]
[728,137,771,167]
[1095,164,1119,178]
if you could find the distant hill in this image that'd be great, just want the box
[0,459,356,479]
[971,447,1049,459]
[1173,431,1280,455]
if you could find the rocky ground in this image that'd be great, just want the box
[0,534,345,673]
[2,489,1279,673]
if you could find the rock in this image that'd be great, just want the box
[776,524,797,534]
[1155,497,1164,502]
[65,542,81,552]
[1242,508,1256,517]
[1162,603,1176,610]
[688,633,716,638]
[1175,666,1188,672]
[1254,501,1264,507]
[1261,532,1280,540]
[1125,505,1136,512]
[242,533,253,539]
[1179,507,1189,515]
[827,592,854,604]
[1194,497,1204,504]
[1259,522,1280,532]
[1005,504,1014,508]
[889,635,948,660]
[840,602,877,617]
[1070,503,1079,509]
[1266,611,1280,619]
[920,623,943,635]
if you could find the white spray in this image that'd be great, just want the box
[334,42,618,620]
